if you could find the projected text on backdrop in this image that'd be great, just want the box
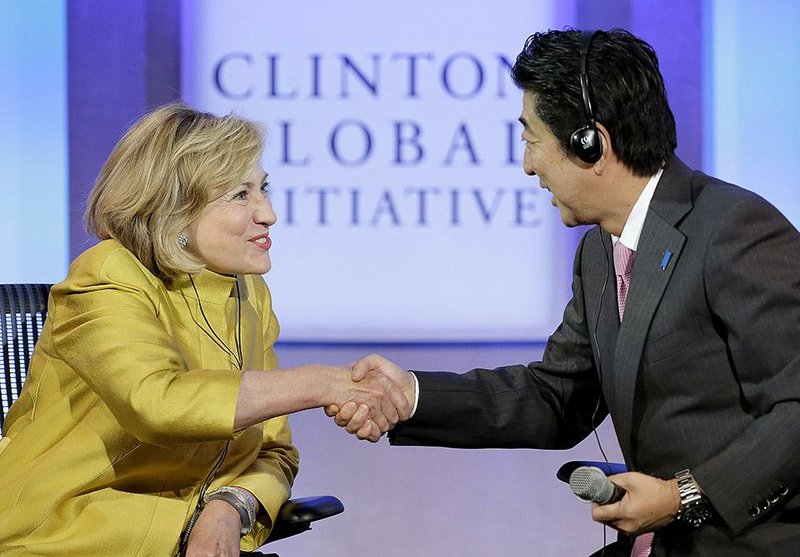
[181,2,567,341]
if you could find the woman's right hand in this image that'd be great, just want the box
[232,362,412,435]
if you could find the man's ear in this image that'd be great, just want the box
[593,122,612,174]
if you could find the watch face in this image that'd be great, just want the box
[684,504,713,527]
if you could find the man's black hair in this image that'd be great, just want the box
[511,29,677,177]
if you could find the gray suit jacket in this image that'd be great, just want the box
[390,157,800,555]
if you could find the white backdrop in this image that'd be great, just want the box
[181,1,573,342]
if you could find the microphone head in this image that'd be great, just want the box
[569,466,616,504]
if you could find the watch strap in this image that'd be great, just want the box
[675,469,712,528]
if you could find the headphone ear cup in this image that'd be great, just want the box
[570,126,603,164]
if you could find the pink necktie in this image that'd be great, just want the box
[631,533,654,557]
[613,242,653,555]
[613,241,635,320]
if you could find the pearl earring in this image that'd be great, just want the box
[177,234,189,249]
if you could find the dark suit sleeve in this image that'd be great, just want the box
[691,196,800,534]
[390,233,605,450]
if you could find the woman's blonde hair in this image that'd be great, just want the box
[85,103,263,282]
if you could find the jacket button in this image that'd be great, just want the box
[768,490,781,504]
[759,499,770,511]
[748,505,761,517]
[778,483,789,496]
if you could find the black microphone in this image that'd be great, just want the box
[569,466,625,504]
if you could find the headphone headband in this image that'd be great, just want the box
[570,30,603,164]
[578,31,599,127]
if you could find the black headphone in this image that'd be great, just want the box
[569,30,603,164]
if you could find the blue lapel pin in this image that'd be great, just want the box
[660,250,673,271]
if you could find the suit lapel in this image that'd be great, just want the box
[609,158,693,460]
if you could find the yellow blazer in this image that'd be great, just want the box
[0,240,299,555]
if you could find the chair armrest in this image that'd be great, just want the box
[556,460,628,483]
[265,495,345,543]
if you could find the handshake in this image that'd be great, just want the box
[324,354,415,443]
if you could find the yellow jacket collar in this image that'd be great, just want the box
[172,270,238,305]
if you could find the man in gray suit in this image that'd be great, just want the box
[330,29,800,555]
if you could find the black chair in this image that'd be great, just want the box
[0,283,343,556]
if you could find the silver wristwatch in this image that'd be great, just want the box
[675,469,712,528]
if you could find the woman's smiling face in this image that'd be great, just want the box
[187,163,277,275]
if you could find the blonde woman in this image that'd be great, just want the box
[0,104,408,556]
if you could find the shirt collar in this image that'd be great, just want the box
[613,167,664,251]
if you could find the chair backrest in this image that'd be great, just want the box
[0,284,52,436]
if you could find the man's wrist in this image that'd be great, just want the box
[669,478,682,519]
[408,371,420,419]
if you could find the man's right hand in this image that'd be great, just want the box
[325,354,416,442]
